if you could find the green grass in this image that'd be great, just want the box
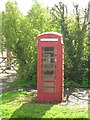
[6,79,36,89]
[1,77,89,119]
[0,90,88,119]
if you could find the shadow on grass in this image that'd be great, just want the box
[1,88,89,119]
[1,90,29,104]
[9,102,53,119]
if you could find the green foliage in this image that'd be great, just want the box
[51,3,88,84]
[65,80,81,87]
[2,1,58,85]
[2,2,36,83]
[81,78,88,88]
[65,78,88,88]
[2,1,88,87]
[7,78,36,89]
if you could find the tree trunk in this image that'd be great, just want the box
[6,49,11,70]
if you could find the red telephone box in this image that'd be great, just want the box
[37,32,64,103]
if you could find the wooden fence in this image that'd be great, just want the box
[0,57,18,74]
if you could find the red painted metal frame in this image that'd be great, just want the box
[37,32,64,103]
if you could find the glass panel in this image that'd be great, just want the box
[43,47,54,51]
[42,70,55,75]
[43,64,55,69]
[43,87,55,93]
[43,58,55,64]
[42,76,56,81]
[41,46,56,92]
[42,82,55,87]
[51,58,54,63]
[43,58,51,63]
[43,53,54,57]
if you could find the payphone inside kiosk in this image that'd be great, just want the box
[37,32,64,103]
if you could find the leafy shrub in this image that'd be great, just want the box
[81,78,88,88]
[65,80,81,87]
[65,77,89,88]
[2,1,88,88]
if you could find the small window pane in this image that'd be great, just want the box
[42,82,55,87]
[43,47,54,51]
[51,58,54,63]
[42,76,56,81]
[42,87,55,93]
[43,64,55,69]
[42,70,55,75]
[43,53,54,57]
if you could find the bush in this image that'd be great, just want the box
[81,78,88,88]
[16,38,37,87]
[65,77,88,88]
[65,80,81,87]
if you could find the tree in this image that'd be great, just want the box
[2,0,88,87]
[0,12,2,52]
[2,1,55,87]
[2,1,21,69]
[51,2,88,84]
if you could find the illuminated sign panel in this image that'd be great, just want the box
[40,38,58,42]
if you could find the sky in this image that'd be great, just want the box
[0,0,89,15]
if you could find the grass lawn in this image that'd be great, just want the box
[0,90,88,119]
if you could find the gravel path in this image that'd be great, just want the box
[61,87,89,108]
[0,73,16,93]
